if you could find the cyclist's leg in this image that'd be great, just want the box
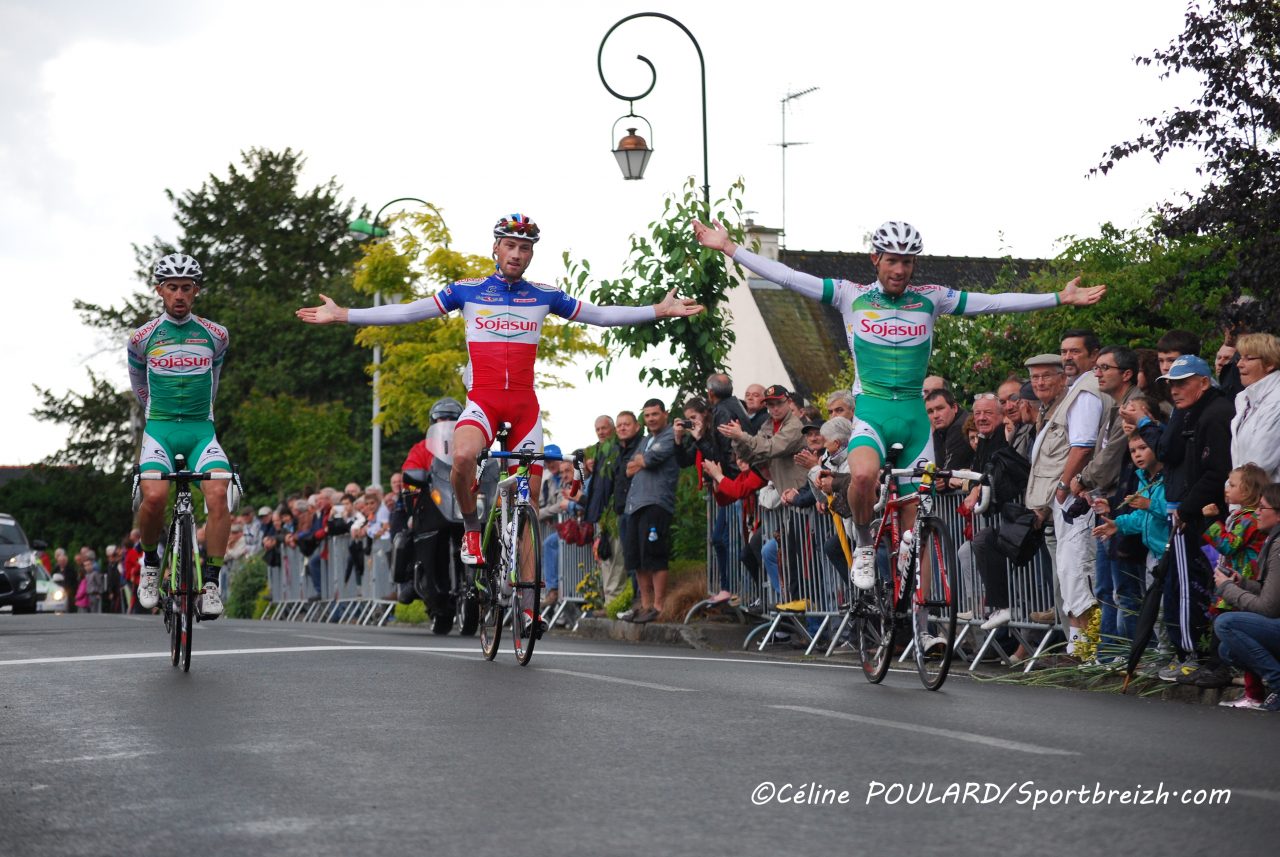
[189,426,231,616]
[845,401,889,543]
[452,397,494,521]
[137,425,178,544]
[191,427,232,560]
[505,401,544,586]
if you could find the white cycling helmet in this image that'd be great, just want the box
[871,221,923,255]
[153,253,204,283]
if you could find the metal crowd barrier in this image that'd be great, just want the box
[260,534,395,626]
[542,514,596,631]
[742,504,847,653]
[689,488,1067,665]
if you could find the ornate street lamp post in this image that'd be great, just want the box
[598,12,710,211]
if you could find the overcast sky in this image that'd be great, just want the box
[1,0,1203,465]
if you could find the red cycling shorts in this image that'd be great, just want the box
[457,388,545,475]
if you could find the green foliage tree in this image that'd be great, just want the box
[928,225,1235,398]
[564,178,749,398]
[1094,0,1279,330]
[226,554,268,619]
[40,148,369,496]
[32,370,137,475]
[233,392,363,500]
[350,207,605,437]
[0,465,132,553]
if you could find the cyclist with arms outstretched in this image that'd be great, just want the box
[131,253,233,619]
[694,219,1105,642]
[298,213,703,570]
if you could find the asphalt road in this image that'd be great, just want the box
[1,612,1275,857]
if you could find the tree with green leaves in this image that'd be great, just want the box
[564,178,749,399]
[1094,0,1279,331]
[348,207,606,437]
[0,465,132,554]
[925,224,1234,399]
[234,393,362,499]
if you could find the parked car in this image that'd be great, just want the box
[35,565,68,613]
[0,513,44,615]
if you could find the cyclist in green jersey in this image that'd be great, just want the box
[694,218,1106,602]
[128,253,233,618]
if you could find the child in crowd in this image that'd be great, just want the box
[1186,463,1271,688]
[1093,430,1169,660]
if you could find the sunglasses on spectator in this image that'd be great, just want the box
[973,393,998,401]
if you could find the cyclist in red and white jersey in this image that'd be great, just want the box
[298,213,702,565]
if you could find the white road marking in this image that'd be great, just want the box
[539,667,696,692]
[44,750,161,764]
[295,634,370,645]
[772,705,1078,756]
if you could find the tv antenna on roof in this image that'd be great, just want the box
[772,85,819,249]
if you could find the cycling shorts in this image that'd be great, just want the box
[847,395,935,485]
[457,388,545,475]
[139,420,229,473]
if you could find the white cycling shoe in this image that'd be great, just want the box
[851,545,876,591]
[137,561,161,610]
[197,582,224,619]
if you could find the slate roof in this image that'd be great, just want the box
[748,249,1047,402]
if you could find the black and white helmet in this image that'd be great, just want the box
[871,221,923,256]
[429,397,464,424]
[153,253,204,283]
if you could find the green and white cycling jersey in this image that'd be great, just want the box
[127,313,228,421]
[733,247,1061,474]
[732,247,1060,401]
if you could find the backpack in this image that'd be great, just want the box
[994,501,1044,567]
[986,446,1031,507]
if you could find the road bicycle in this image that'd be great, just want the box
[853,444,990,690]
[462,437,582,666]
[132,454,239,673]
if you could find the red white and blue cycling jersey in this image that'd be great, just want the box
[347,270,656,456]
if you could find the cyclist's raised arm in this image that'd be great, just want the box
[954,277,1107,316]
[295,292,451,326]
[558,289,703,326]
[693,219,825,302]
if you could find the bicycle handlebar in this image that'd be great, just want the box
[138,470,236,482]
[875,465,993,516]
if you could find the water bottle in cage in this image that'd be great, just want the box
[897,529,914,575]
[647,527,658,543]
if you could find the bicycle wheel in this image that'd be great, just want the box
[166,523,180,665]
[855,523,896,683]
[478,524,503,660]
[509,504,543,666]
[179,515,195,673]
[912,517,957,691]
